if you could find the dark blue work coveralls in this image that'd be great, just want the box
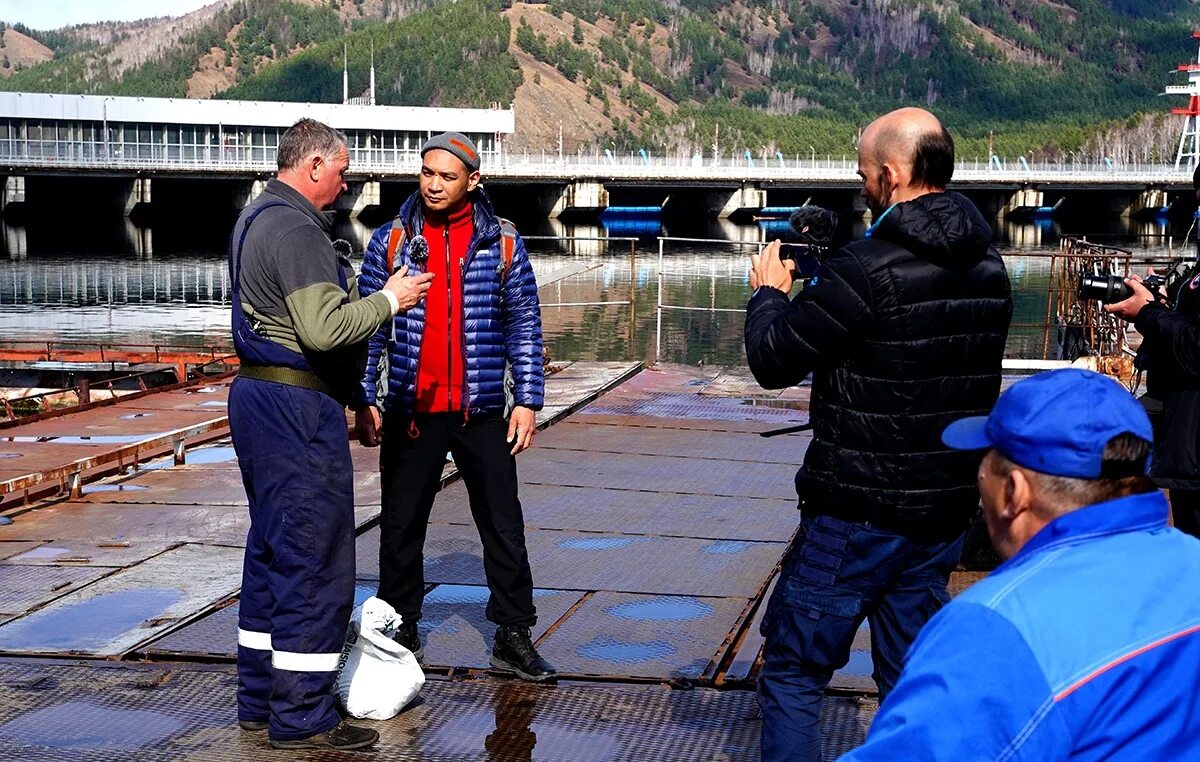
[229,199,356,741]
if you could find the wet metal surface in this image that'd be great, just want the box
[579,390,809,425]
[537,420,806,464]
[357,523,786,598]
[0,660,876,761]
[0,500,250,547]
[722,577,776,684]
[537,592,747,680]
[519,485,796,540]
[525,530,784,597]
[0,544,242,656]
[142,583,382,660]
[0,363,859,756]
[419,585,582,670]
[521,449,798,500]
[0,540,175,569]
[0,565,114,619]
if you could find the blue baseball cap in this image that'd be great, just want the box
[941,368,1152,478]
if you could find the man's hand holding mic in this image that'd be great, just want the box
[383,265,434,313]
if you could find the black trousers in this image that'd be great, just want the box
[377,411,536,628]
[1170,489,1200,539]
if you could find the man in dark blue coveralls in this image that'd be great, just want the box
[228,118,432,751]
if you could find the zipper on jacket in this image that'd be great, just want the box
[444,224,454,414]
[460,257,470,426]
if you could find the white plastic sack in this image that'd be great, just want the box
[334,596,425,720]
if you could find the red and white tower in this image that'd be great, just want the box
[1167,31,1200,171]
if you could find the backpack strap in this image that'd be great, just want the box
[497,217,519,285]
[385,216,407,273]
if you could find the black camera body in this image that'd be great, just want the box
[1078,260,1193,306]
[781,206,838,277]
[1078,273,1167,305]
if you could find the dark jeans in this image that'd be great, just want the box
[1170,489,1200,539]
[758,514,964,762]
[377,411,536,628]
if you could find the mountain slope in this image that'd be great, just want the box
[1,0,1197,160]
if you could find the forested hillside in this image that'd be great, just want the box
[1,0,1197,160]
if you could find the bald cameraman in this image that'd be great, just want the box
[1105,164,1200,538]
[745,108,1011,761]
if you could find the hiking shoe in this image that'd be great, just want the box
[491,625,557,682]
[393,620,424,662]
[238,719,268,732]
[269,721,379,751]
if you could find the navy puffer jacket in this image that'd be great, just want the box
[355,187,544,416]
[746,192,1012,533]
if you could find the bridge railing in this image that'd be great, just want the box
[0,138,1192,183]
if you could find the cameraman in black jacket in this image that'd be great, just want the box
[745,108,1012,762]
[1105,166,1200,538]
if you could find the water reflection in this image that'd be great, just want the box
[1,214,1194,366]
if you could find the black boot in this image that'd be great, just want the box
[270,721,379,751]
[491,625,557,682]
[393,620,424,662]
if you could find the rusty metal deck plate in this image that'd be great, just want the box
[535,592,748,680]
[0,500,251,547]
[2,408,226,439]
[521,449,798,500]
[537,420,804,464]
[0,541,45,561]
[0,659,874,761]
[357,524,786,597]
[578,391,808,426]
[0,565,114,620]
[508,484,796,541]
[722,577,776,683]
[0,543,243,657]
[416,585,583,671]
[356,523,486,585]
[79,464,387,511]
[0,540,175,569]
[141,582,381,660]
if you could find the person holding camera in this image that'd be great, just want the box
[1104,202,1200,539]
[745,107,1012,761]
[843,369,1200,760]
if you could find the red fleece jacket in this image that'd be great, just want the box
[414,203,473,413]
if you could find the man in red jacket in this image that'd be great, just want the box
[354,132,554,682]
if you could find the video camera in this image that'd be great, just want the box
[1078,259,1194,307]
[780,206,838,278]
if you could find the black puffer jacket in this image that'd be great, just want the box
[1135,264,1200,491]
[746,191,1012,534]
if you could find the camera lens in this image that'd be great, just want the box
[1078,274,1131,304]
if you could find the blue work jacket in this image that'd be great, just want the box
[843,490,1200,761]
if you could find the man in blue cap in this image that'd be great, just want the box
[842,368,1200,760]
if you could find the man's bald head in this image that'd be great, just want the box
[857,108,954,214]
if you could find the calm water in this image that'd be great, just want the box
[0,214,1188,366]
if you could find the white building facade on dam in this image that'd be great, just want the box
[0,91,514,171]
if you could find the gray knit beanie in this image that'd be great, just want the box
[421,131,481,173]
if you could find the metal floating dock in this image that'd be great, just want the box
[0,361,987,758]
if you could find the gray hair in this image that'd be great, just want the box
[277,118,347,172]
[987,433,1155,517]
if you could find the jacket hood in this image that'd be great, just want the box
[398,185,501,244]
[872,191,992,269]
